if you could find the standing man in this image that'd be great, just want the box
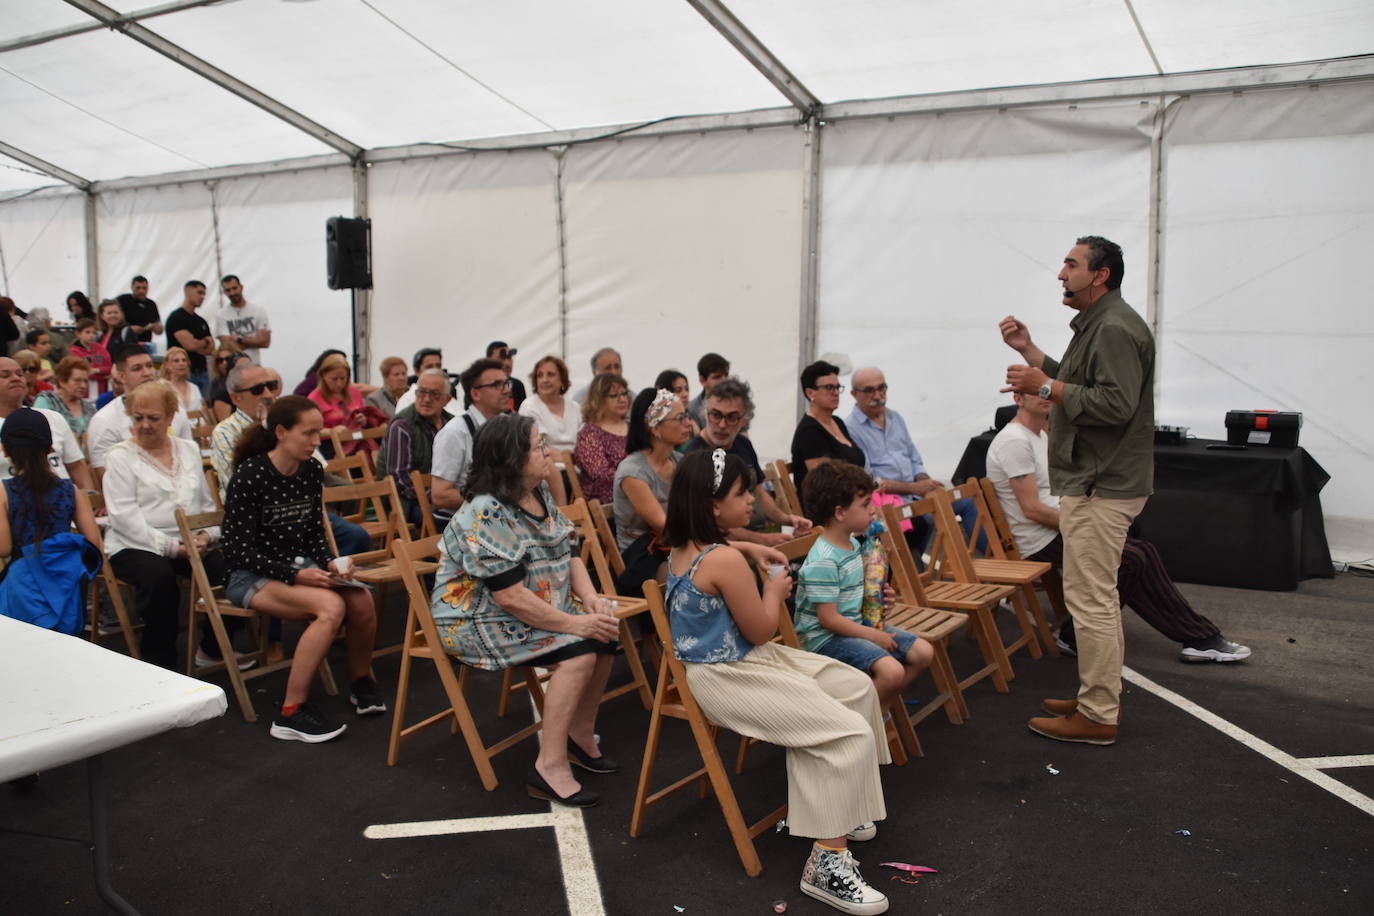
[687,352,730,428]
[165,280,215,396]
[1001,235,1154,746]
[117,275,163,343]
[214,275,271,364]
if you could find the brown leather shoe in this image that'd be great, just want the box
[1041,697,1078,716]
[1028,711,1117,745]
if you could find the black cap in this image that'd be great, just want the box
[1,407,52,450]
[487,341,516,357]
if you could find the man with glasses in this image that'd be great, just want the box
[845,366,983,553]
[394,347,456,417]
[684,376,810,545]
[431,358,512,516]
[380,367,452,525]
[210,362,281,495]
[87,344,195,481]
[486,341,525,411]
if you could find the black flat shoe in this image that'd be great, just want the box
[567,738,619,774]
[526,767,600,808]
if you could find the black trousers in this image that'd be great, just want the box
[1028,535,1219,645]
[109,548,232,670]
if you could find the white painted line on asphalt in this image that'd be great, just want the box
[1122,666,1374,818]
[364,812,555,839]
[1293,754,1374,770]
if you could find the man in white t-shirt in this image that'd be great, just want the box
[0,357,91,488]
[86,344,195,481]
[214,274,271,364]
[986,391,1250,665]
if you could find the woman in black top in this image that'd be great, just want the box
[222,395,382,743]
[790,360,867,513]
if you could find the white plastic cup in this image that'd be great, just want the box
[331,556,349,575]
[779,525,795,537]
[764,562,786,580]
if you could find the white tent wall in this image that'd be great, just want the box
[561,126,806,461]
[0,189,87,316]
[212,166,354,389]
[1157,82,1374,564]
[816,102,1153,493]
[365,150,562,385]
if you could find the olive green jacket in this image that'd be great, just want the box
[1042,289,1155,498]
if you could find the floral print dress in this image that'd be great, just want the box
[429,483,589,670]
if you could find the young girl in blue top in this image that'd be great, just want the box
[663,449,892,915]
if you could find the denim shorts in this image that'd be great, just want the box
[225,558,321,609]
[814,625,919,674]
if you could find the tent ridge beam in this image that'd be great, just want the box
[60,0,364,159]
[88,152,353,193]
[0,0,221,55]
[820,56,1374,121]
[685,0,821,115]
[0,140,90,190]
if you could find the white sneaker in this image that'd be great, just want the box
[195,647,258,671]
[800,844,889,914]
[846,822,877,842]
[1179,637,1251,663]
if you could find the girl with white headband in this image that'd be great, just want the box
[612,387,694,595]
[661,448,892,915]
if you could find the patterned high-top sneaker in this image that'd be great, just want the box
[799,843,889,914]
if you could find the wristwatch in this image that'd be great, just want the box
[1037,380,1054,400]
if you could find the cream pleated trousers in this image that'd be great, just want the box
[683,640,890,839]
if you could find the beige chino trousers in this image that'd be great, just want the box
[1059,493,1149,725]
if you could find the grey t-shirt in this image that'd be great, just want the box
[613,450,679,551]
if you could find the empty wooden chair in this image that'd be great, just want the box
[78,489,139,658]
[977,476,1069,632]
[768,458,802,519]
[409,470,439,539]
[552,449,584,505]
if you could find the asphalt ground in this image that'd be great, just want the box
[3,572,1371,915]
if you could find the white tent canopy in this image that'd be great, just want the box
[2,0,1372,562]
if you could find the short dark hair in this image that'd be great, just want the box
[75,317,96,332]
[131,275,148,285]
[112,343,148,368]
[663,449,753,548]
[412,347,442,371]
[697,352,729,380]
[654,369,686,392]
[460,358,505,395]
[705,376,754,415]
[1076,235,1124,291]
[220,274,240,286]
[800,359,840,392]
[24,328,48,346]
[802,460,875,526]
[625,388,658,452]
[463,413,536,505]
[184,280,205,291]
[529,355,570,395]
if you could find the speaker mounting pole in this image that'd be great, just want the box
[351,160,370,381]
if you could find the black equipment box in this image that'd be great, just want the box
[1225,410,1301,447]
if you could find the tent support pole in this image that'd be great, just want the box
[553,148,570,361]
[685,0,820,116]
[796,117,823,420]
[352,161,371,381]
[84,191,99,300]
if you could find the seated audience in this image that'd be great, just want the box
[0,357,92,490]
[14,349,53,404]
[25,328,54,379]
[394,347,455,416]
[987,391,1252,664]
[380,368,451,525]
[431,413,620,806]
[86,345,194,479]
[572,372,630,505]
[34,356,96,440]
[210,362,280,495]
[686,352,730,428]
[294,349,347,397]
[613,389,692,594]
[69,319,111,394]
[846,366,983,553]
[160,346,204,413]
[486,341,526,411]
[796,461,934,709]
[790,360,866,511]
[206,344,248,422]
[222,396,383,744]
[683,376,809,545]
[103,381,234,670]
[432,358,511,520]
[519,355,581,452]
[308,353,380,458]
[97,299,137,352]
[653,369,701,440]
[662,449,891,914]
[570,347,623,404]
[365,355,409,419]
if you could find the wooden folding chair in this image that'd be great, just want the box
[78,490,139,658]
[325,451,373,483]
[385,535,547,789]
[978,477,1069,628]
[587,499,625,581]
[204,467,223,511]
[409,470,439,539]
[945,481,1059,658]
[321,474,389,544]
[328,426,388,476]
[762,460,793,516]
[880,497,1014,696]
[552,449,584,504]
[177,508,337,722]
[629,580,787,877]
[768,458,801,518]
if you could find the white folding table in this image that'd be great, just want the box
[0,616,227,914]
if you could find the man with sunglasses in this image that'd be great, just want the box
[210,362,281,495]
[845,366,984,553]
[683,376,810,545]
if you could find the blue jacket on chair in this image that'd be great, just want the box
[0,532,101,636]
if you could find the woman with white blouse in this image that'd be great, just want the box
[104,380,237,670]
[518,355,582,452]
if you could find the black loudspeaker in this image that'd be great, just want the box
[326,216,372,290]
